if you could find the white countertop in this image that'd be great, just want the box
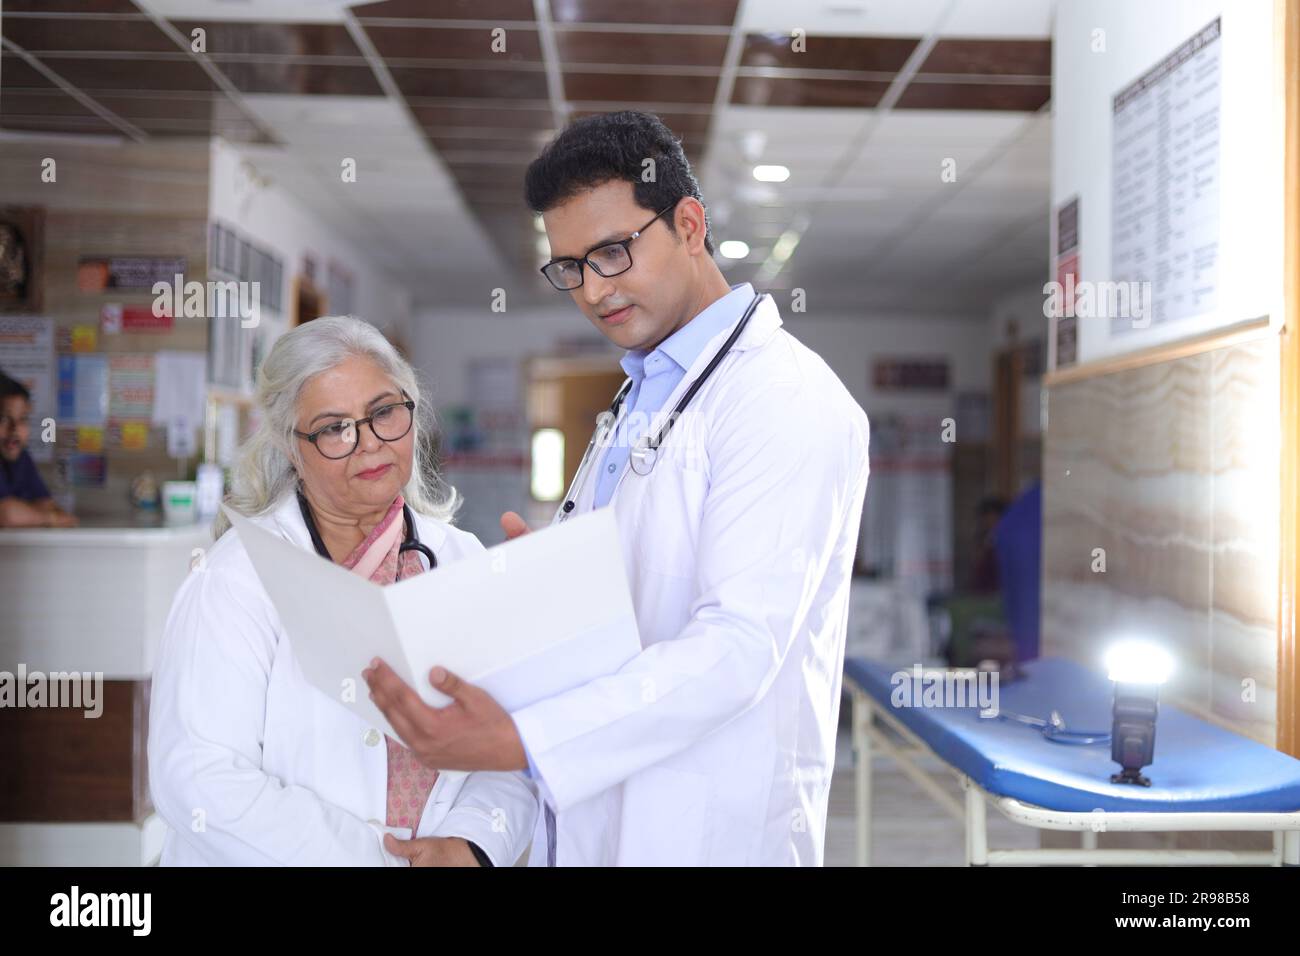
[0,517,213,547]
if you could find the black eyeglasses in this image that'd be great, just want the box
[293,399,415,460]
[539,204,675,291]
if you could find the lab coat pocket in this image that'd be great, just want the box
[633,464,709,580]
[620,766,710,866]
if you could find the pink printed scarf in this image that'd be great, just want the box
[337,494,438,830]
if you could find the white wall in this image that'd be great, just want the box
[988,285,1048,351]
[407,305,609,413]
[409,302,993,421]
[1052,0,1284,364]
[208,138,413,340]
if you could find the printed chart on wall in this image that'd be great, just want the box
[1111,17,1221,342]
[1051,196,1079,369]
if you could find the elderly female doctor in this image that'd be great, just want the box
[148,316,536,866]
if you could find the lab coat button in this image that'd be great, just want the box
[363,728,381,747]
[607,463,616,473]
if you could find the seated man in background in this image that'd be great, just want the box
[0,372,76,528]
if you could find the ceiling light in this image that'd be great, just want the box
[752,164,790,183]
[719,240,750,260]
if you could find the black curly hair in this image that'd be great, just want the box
[524,110,713,255]
[0,371,29,403]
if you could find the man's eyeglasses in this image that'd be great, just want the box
[540,204,675,291]
[293,399,415,460]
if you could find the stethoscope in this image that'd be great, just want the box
[556,291,767,523]
[296,489,437,573]
[996,708,1111,746]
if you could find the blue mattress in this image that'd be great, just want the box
[844,657,1300,814]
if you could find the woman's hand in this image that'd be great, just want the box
[383,834,481,867]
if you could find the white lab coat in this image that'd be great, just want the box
[148,492,538,866]
[512,294,870,865]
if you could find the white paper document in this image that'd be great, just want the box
[224,506,642,739]
[152,350,208,427]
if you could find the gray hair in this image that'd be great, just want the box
[212,315,459,538]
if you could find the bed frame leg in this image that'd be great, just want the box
[963,777,988,866]
[1080,828,1099,866]
[1285,830,1299,867]
[853,691,872,867]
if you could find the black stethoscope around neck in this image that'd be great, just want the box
[296,489,437,571]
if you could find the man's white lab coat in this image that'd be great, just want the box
[513,294,870,865]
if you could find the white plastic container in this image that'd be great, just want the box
[161,480,198,524]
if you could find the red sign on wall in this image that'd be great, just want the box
[101,303,173,333]
[122,305,173,331]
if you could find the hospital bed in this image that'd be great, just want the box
[844,657,1300,866]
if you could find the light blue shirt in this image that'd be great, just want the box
[590,282,756,508]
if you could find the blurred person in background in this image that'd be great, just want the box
[0,371,76,528]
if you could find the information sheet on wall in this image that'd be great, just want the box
[1111,17,1221,337]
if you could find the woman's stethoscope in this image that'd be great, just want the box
[556,291,767,523]
[297,489,437,572]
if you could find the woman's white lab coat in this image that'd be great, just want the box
[512,294,871,866]
[148,492,537,866]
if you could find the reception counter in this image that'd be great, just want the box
[0,517,211,865]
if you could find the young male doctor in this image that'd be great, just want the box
[365,111,870,866]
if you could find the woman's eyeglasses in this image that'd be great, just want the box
[293,399,415,460]
[539,204,675,291]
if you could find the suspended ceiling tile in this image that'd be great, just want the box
[564,71,718,104]
[408,102,554,130]
[388,65,542,100]
[731,75,890,108]
[917,38,1051,76]
[18,55,218,93]
[2,16,177,54]
[550,0,739,28]
[739,33,917,72]
[5,0,140,12]
[169,21,365,58]
[0,113,124,136]
[353,0,536,21]
[569,108,711,136]
[556,30,728,67]
[0,57,60,90]
[221,61,382,96]
[364,24,543,62]
[145,0,351,22]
